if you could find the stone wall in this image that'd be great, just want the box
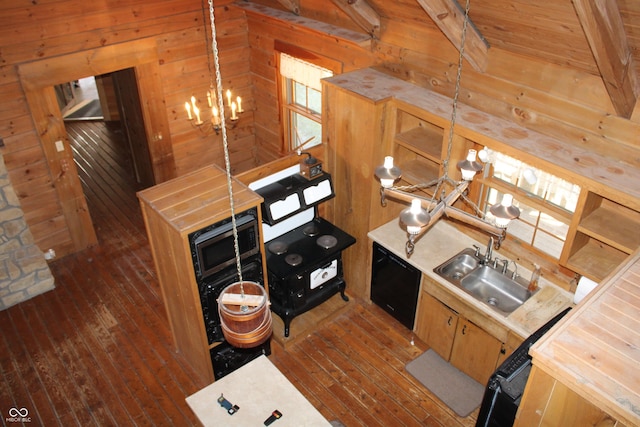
[0,152,55,310]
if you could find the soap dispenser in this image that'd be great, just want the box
[528,264,541,292]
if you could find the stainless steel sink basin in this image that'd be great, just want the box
[434,248,535,315]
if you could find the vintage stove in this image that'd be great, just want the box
[250,163,356,337]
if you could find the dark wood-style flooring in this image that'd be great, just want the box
[0,120,478,426]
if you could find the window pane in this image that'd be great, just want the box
[294,81,306,108]
[290,111,321,148]
[308,88,322,114]
[532,230,564,259]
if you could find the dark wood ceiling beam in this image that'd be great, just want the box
[330,0,380,39]
[572,0,638,118]
[415,0,489,72]
[275,0,300,15]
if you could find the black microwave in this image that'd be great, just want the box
[189,208,260,281]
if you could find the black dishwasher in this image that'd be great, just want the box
[370,242,421,330]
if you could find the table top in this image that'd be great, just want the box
[186,355,332,426]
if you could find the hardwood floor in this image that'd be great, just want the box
[0,120,479,426]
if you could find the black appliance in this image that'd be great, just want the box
[189,207,260,281]
[211,340,271,380]
[476,307,572,427]
[370,242,422,330]
[265,216,356,337]
[188,208,270,380]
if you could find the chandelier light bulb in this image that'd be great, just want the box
[458,149,483,180]
[401,198,430,234]
[491,194,520,228]
[375,156,401,188]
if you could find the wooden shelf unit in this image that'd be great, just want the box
[564,190,640,281]
[137,165,267,383]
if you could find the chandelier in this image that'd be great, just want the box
[374,0,520,257]
[184,1,246,135]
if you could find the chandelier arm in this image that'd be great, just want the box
[443,206,507,238]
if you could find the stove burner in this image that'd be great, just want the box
[268,240,288,255]
[316,235,338,249]
[284,253,303,266]
[303,224,319,236]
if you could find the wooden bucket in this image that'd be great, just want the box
[217,281,272,348]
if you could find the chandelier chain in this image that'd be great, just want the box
[438,0,471,202]
[207,0,244,285]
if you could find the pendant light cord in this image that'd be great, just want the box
[207,0,244,286]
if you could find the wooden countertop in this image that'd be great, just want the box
[137,164,262,234]
[529,249,640,426]
[368,219,574,339]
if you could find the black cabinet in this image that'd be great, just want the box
[370,242,421,330]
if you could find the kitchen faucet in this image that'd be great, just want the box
[484,236,494,264]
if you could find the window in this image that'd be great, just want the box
[478,151,581,259]
[279,53,333,151]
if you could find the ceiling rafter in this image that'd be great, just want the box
[572,0,638,118]
[330,0,380,39]
[415,0,489,73]
[275,0,300,15]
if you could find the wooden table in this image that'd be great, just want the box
[186,355,332,426]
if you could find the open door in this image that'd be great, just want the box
[112,68,155,187]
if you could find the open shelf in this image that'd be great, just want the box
[395,126,443,163]
[577,199,640,254]
[566,237,629,281]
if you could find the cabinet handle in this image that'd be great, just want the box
[447,316,452,326]
[500,346,506,355]
[461,324,467,335]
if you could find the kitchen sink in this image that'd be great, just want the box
[433,248,536,315]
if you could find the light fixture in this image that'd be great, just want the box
[204,0,271,347]
[490,194,519,228]
[457,149,483,180]
[185,1,245,136]
[373,0,520,257]
[375,156,402,188]
[185,88,244,135]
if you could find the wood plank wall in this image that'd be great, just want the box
[0,0,251,257]
[2,0,640,259]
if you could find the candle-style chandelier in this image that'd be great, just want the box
[184,1,245,135]
[185,88,244,135]
[374,0,520,257]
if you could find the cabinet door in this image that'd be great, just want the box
[450,319,502,385]
[414,292,458,360]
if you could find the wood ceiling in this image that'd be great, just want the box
[274,0,640,119]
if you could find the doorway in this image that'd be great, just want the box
[18,39,176,256]
[61,72,156,189]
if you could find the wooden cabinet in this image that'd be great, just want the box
[415,292,457,359]
[137,165,267,383]
[450,318,502,384]
[563,190,640,281]
[415,285,505,385]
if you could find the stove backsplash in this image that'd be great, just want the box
[249,165,334,242]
